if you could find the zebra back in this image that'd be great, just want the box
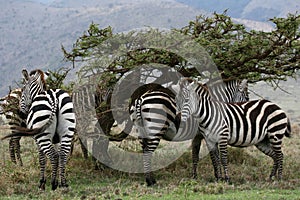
[205,79,249,103]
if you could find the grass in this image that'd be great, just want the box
[0,123,300,200]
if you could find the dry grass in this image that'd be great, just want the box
[0,122,299,199]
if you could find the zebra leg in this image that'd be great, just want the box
[15,137,23,166]
[141,138,158,186]
[208,144,222,181]
[38,149,47,190]
[58,150,69,188]
[218,130,230,182]
[9,138,17,164]
[270,136,284,180]
[205,138,222,181]
[276,152,284,180]
[43,144,59,190]
[256,140,283,180]
[58,137,74,188]
[191,133,203,179]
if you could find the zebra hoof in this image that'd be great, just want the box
[269,174,275,181]
[51,180,59,190]
[59,183,69,188]
[39,179,46,191]
[146,178,157,186]
[224,177,230,183]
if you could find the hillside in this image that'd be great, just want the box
[0,0,204,96]
[175,0,299,21]
[0,0,298,97]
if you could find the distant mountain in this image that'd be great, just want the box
[0,0,203,96]
[175,0,299,21]
[0,0,297,96]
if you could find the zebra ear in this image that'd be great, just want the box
[22,69,30,81]
[44,71,50,80]
[183,78,196,90]
[171,84,180,94]
[240,79,248,90]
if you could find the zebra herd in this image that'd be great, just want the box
[0,69,292,189]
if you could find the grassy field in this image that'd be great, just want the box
[0,123,299,200]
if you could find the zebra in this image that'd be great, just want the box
[2,69,76,190]
[127,80,248,186]
[174,78,291,182]
[192,78,249,179]
[0,88,26,166]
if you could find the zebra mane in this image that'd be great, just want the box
[205,78,244,88]
[174,78,212,104]
[29,69,48,91]
[182,78,210,94]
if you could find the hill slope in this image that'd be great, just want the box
[0,0,203,95]
[0,0,297,96]
[175,0,299,21]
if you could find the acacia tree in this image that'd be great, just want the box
[63,12,299,86]
[62,12,299,136]
[179,12,300,84]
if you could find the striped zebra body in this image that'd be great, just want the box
[176,78,291,181]
[192,79,249,179]
[3,69,76,190]
[0,88,26,166]
[206,78,248,103]
[130,84,184,186]
[130,80,248,186]
[28,89,75,190]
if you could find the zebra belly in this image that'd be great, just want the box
[228,127,267,147]
[164,117,198,141]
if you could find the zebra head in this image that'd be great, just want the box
[173,78,206,122]
[19,69,49,115]
[231,79,249,102]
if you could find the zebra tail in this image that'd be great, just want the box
[2,91,58,140]
[108,120,133,141]
[285,119,292,138]
[1,125,48,140]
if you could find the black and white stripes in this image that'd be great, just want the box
[3,69,76,190]
[175,78,291,181]
[129,80,249,186]
[0,88,25,166]
[191,79,249,179]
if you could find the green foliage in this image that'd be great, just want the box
[179,12,300,83]
[63,12,300,86]
[45,67,73,92]
[62,23,113,65]
[60,12,300,124]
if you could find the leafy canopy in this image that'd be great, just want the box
[62,12,300,86]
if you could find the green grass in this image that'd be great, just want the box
[0,123,300,200]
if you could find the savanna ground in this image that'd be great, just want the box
[0,122,299,200]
